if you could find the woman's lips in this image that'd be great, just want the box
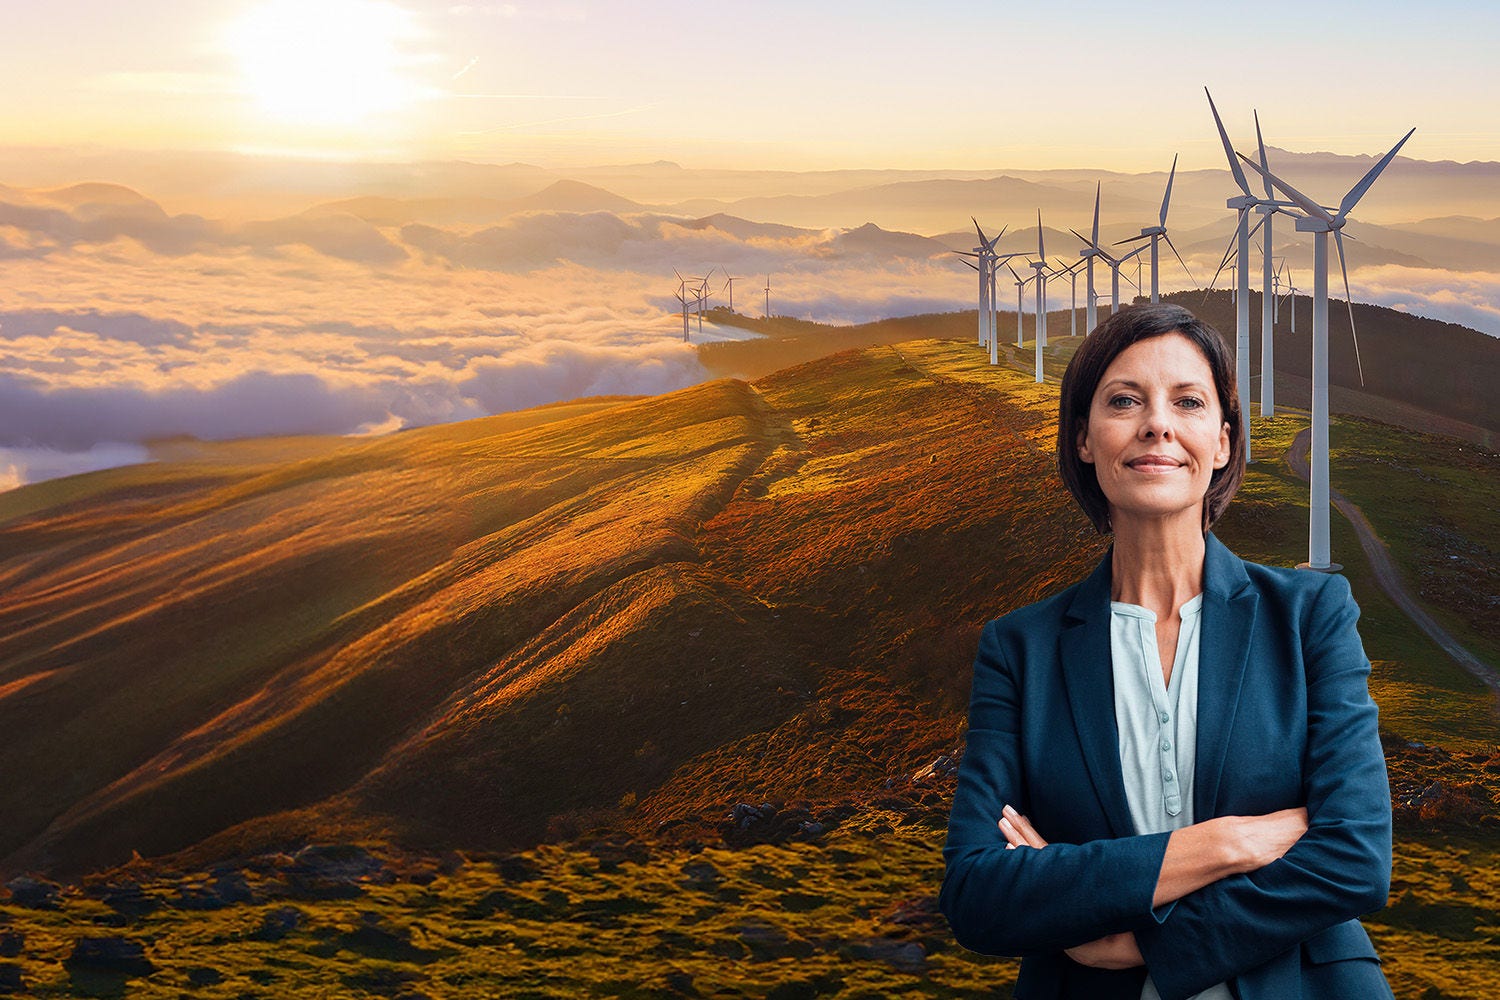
[1126,455,1183,472]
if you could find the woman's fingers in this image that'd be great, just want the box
[999,805,1049,848]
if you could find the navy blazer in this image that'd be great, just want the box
[939,533,1392,1000]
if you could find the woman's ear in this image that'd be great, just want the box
[1213,420,1231,469]
[1075,421,1093,464]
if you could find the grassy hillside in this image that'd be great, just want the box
[700,296,1498,443]
[0,336,1495,997]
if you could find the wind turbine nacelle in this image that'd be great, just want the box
[1295,216,1333,233]
[1226,195,1257,210]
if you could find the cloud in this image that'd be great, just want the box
[1346,264,1500,337]
[0,193,1488,493]
[0,443,152,490]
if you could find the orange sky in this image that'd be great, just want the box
[0,1,1495,171]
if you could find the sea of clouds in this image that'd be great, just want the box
[0,199,972,487]
[0,189,1493,490]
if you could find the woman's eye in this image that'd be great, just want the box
[1109,396,1136,408]
[1177,397,1204,410]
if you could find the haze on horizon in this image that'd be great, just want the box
[0,0,1496,171]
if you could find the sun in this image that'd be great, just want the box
[227,0,428,128]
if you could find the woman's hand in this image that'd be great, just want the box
[1219,806,1309,873]
[998,803,1048,849]
[1065,931,1144,969]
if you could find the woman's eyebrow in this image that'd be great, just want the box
[1100,379,1209,392]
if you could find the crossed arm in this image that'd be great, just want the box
[938,574,1391,998]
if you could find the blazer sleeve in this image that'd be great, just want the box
[939,618,1175,956]
[1134,572,1393,1000]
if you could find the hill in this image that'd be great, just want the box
[698,296,1499,443]
[0,337,1494,997]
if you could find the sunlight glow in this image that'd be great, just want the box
[228,0,428,127]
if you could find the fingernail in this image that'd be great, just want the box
[1006,843,1016,850]
[999,816,1013,830]
[1002,804,1018,818]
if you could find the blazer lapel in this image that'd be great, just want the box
[1193,532,1258,820]
[1059,547,1138,839]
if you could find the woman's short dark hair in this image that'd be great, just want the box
[1056,302,1245,534]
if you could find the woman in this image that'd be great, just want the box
[938,303,1393,1000]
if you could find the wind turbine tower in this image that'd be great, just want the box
[1241,126,1415,571]
[1030,212,1049,382]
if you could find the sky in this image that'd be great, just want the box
[1,0,1496,489]
[0,0,1496,170]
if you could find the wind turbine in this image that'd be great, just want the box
[1029,212,1053,380]
[764,274,772,318]
[1240,126,1416,571]
[1005,262,1030,348]
[671,268,692,342]
[1113,154,1195,303]
[1071,183,1104,333]
[1073,203,1145,320]
[1051,255,1086,337]
[954,219,1006,349]
[720,269,737,312]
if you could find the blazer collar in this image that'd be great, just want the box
[1058,532,1258,835]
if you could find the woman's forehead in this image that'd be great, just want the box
[1098,332,1215,383]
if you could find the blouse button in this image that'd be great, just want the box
[1161,740,1172,752]
[1159,711,1170,724]
[1164,771,1175,782]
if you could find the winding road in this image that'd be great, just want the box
[1286,427,1499,693]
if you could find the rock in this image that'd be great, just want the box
[677,859,723,891]
[248,906,302,942]
[100,884,161,918]
[884,895,943,929]
[494,854,542,883]
[281,844,387,899]
[0,963,22,994]
[4,876,60,909]
[186,966,224,986]
[730,919,815,961]
[721,800,833,847]
[174,873,254,910]
[845,937,927,974]
[65,936,156,976]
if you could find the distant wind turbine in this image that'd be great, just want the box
[764,274,772,319]
[1239,125,1416,571]
[954,219,1006,351]
[1113,154,1195,304]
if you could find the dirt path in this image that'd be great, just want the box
[1287,428,1499,693]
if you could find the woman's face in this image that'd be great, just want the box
[1075,332,1231,529]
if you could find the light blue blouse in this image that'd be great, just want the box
[1111,594,1233,1000]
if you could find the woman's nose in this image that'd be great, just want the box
[1138,401,1174,439]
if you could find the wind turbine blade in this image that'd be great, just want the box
[1006,263,1022,282]
[1334,230,1366,386]
[1205,88,1252,196]
[1339,127,1416,219]
[1239,153,1331,223]
[960,258,979,272]
[1113,233,1152,246]
[1247,214,1267,242]
[673,267,684,282]
[1160,154,1177,228]
[1092,182,1101,246]
[1069,227,1094,248]
[1253,110,1274,201]
[954,249,981,257]
[1037,210,1045,259]
[972,217,988,244]
[1164,234,1198,288]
